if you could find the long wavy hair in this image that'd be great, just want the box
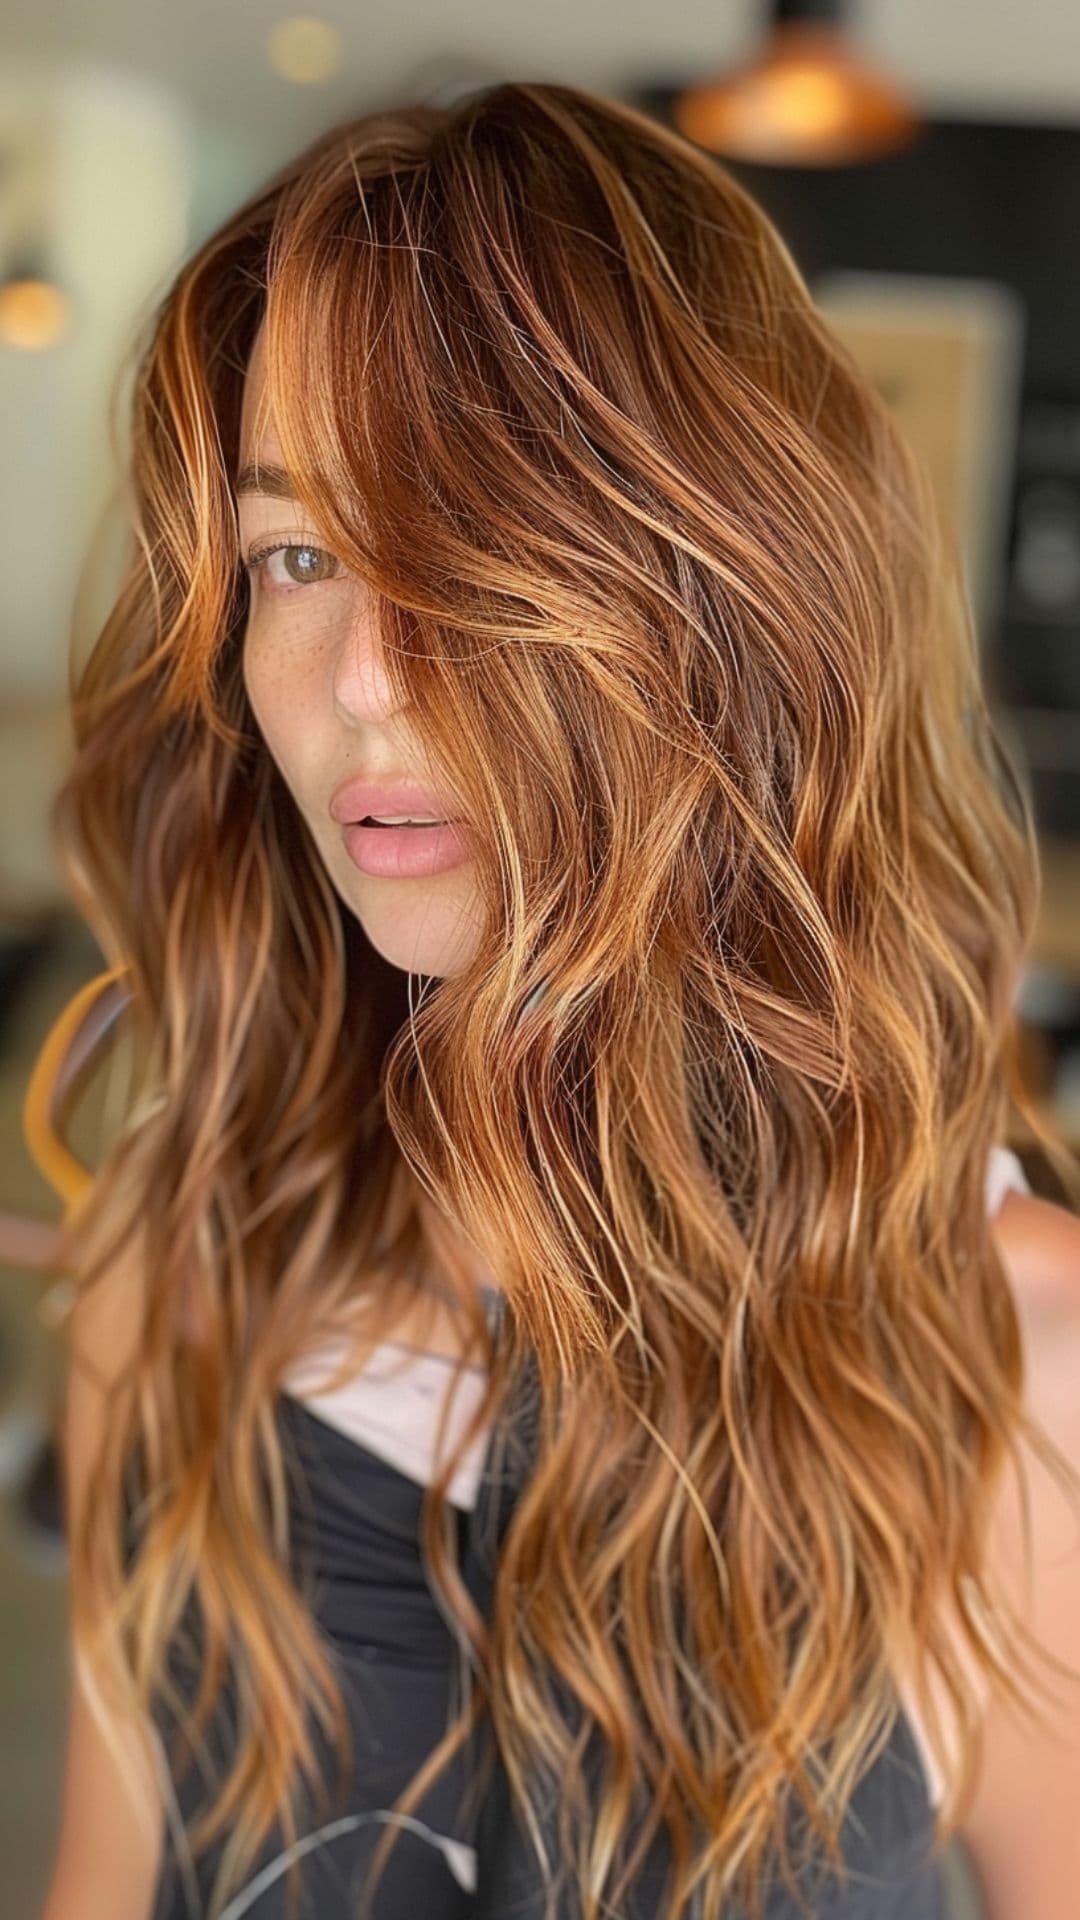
[31,77,1080,1920]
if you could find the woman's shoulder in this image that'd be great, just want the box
[982,1153,1080,1648]
[988,1150,1080,1328]
[980,1141,1080,1657]
[958,1163,1080,1911]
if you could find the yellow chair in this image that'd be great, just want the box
[1,963,134,1276]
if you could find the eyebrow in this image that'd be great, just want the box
[234,461,303,500]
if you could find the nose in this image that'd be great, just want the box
[330,605,409,729]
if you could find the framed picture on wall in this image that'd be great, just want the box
[812,271,1025,644]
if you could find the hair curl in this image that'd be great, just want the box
[29,77,1080,1920]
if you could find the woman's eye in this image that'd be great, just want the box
[245,541,343,591]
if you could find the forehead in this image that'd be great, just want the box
[238,320,281,465]
[233,315,369,530]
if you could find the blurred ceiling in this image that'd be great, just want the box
[4,0,1080,144]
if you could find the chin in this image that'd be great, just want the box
[349,879,482,982]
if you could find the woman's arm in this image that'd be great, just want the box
[38,1232,164,1920]
[40,1677,163,1920]
[959,1189,1080,1920]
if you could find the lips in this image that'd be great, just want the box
[342,818,472,878]
[328,775,462,828]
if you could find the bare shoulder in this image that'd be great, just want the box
[984,1184,1080,1578]
[988,1187,1080,1439]
[958,1188,1080,1915]
[990,1183,1080,1325]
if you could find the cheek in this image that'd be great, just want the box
[241,623,268,725]
[242,620,309,731]
[242,627,274,743]
[241,624,308,784]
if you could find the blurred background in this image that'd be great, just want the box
[2,3,1078,1914]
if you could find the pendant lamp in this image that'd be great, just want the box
[674,0,921,167]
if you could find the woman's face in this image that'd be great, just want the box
[237,321,482,980]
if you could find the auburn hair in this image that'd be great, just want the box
[26,77,1080,1920]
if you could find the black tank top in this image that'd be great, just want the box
[464,1359,949,1920]
[146,1354,950,1919]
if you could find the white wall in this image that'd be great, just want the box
[0,64,189,899]
[0,62,188,698]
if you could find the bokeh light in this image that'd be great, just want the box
[0,277,74,351]
[264,16,344,86]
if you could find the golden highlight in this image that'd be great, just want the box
[30,77,1080,1920]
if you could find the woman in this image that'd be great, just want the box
[30,79,1080,1920]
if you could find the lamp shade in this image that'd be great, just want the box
[675,17,921,167]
